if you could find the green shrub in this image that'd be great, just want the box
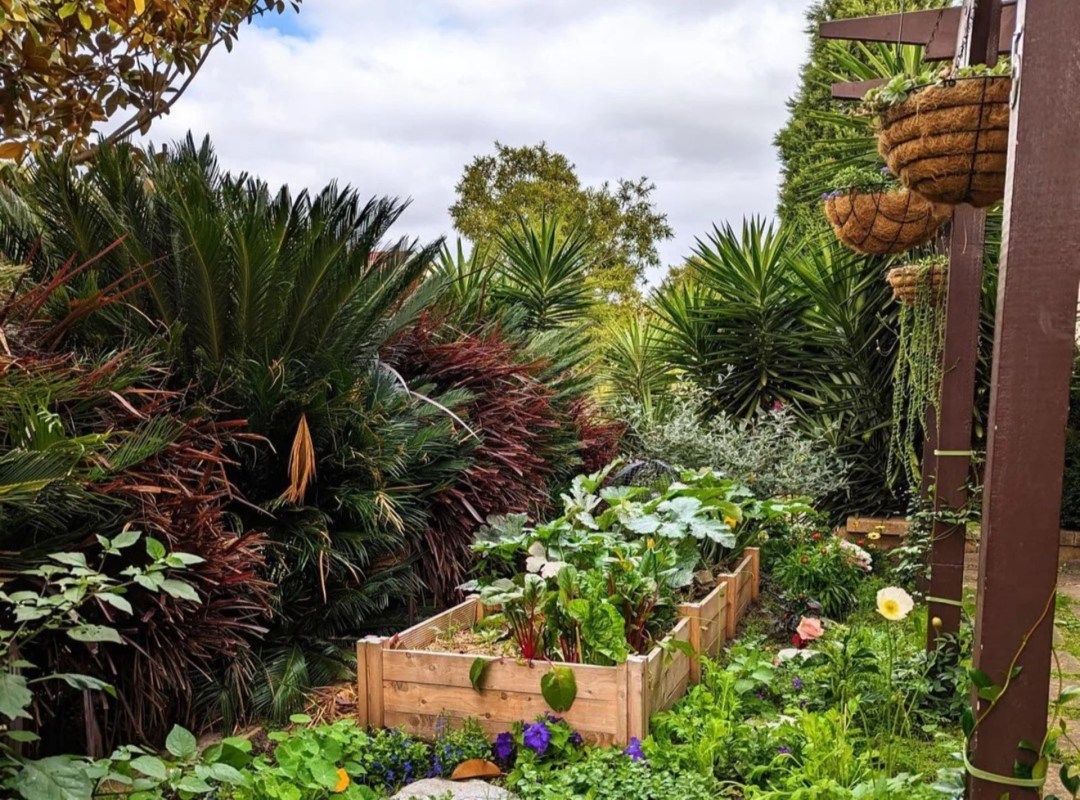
[772,531,871,618]
[618,386,848,502]
[1062,354,1080,530]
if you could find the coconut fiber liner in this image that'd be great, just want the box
[887,263,946,306]
[823,188,951,255]
[878,76,1011,208]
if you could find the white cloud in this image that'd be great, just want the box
[139,0,809,283]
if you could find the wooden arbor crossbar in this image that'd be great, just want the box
[820,1,1080,797]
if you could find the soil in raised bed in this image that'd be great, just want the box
[421,623,517,658]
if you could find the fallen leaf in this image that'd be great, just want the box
[451,759,502,781]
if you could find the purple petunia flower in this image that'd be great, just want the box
[624,737,645,762]
[523,722,552,756]
[777,746,791,755]
[494,731,514,762]
[569,731,584,747]
[545,713,564,724]
[792,677,803,691]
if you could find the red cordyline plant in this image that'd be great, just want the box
[571,399,625,474]
[0,250,270,752]
[386,315,564,602]
[82,396,271,750]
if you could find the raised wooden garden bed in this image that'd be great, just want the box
[356,548,760,746]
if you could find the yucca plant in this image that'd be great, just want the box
[788,238,905,514]
[431,238,498,324]
[494,214,595,331]
[601,314,674,418]
[666,219,823,417]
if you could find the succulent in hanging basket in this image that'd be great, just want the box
[888,254,949,487]
[865,60,1012,208]
[886,255,948,306]
[822,165,951,255]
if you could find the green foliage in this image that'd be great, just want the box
[658,220,818,416]
[509,747,720,800]
[429,719,492,778]
[649,221,904,515]
[890,259,948,486]
[862,58,1013,114]
[449,142,672,302]
[5,136,443,439]
[495,215,595,332]
[773,0,948,235]
[540,666,578,713]
[0,534,204,800]
[827,164,896,193]
[469,466,811,666]
[599,315,673,419]
[772,529,871,618]
[617,385,848,502]
[0,136,480,724]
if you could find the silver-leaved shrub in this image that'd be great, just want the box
[617,385,848,502]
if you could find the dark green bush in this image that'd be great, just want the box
[1061,355,1080,530]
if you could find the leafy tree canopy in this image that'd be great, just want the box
[450,142,673,305]
[773,0,946,236]
[0,0,300,161]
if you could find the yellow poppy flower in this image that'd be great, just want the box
[334,768,350,793]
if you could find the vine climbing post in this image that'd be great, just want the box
[969,0,1080,795]
[922,0,1001,651]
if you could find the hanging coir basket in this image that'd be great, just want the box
[877,75,1011,208]
[887,261,946,306]
[823,187,951,255]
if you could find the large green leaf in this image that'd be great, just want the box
[540,666,577,713]
[8,756,98,800]
[0,672,33,720]
[566,598,629,664]
[165,725,198,760]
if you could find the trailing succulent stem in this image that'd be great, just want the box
[889,257,947,487]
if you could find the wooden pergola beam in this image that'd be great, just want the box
[820,4,1015,60]
[969,1,1080,795]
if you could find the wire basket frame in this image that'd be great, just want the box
[887,262,947,306]
[823,188,951,255]
[877,75,1011,208]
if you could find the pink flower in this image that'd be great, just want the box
[796,617,824,642]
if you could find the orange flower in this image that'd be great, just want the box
[334,768,350,793]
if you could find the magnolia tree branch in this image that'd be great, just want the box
[72,25,225,165]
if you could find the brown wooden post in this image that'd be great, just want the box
[923,0,998,648]
[924,209,986,645]
[358,636,386,729]
[969,1,1080,795]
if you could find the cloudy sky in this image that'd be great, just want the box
[139,1,811,283]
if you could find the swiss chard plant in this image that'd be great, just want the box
[465,466,813,669]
